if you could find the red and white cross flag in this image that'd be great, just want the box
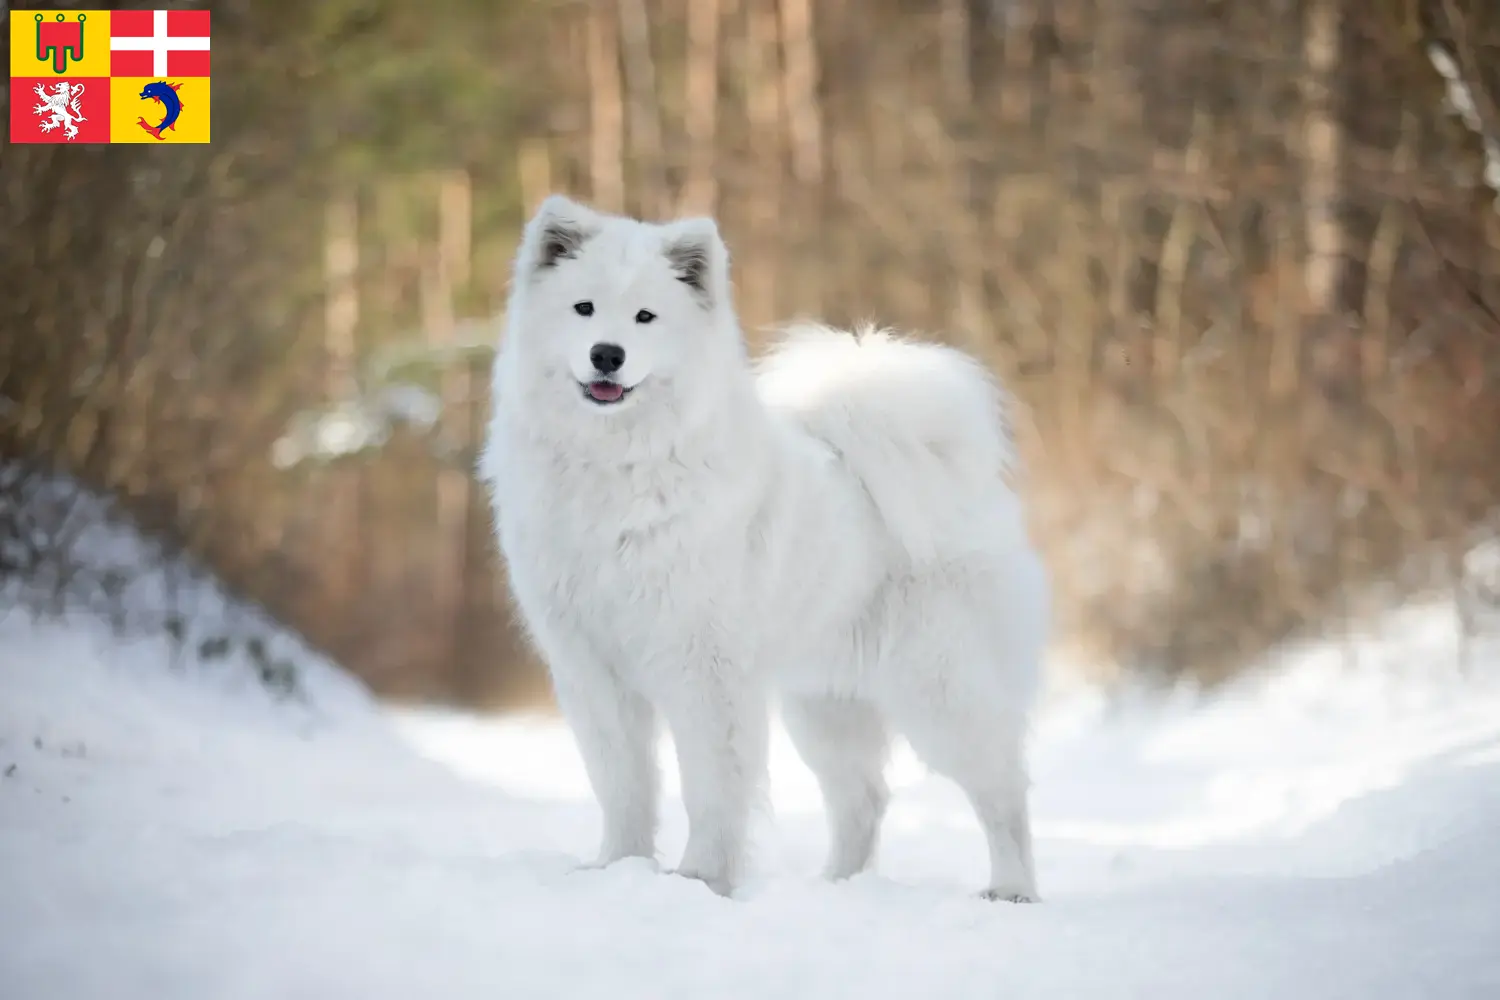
[109,9,210,78]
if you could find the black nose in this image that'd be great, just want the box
[589,342,626,374]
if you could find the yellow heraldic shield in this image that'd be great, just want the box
[10,10,112,78]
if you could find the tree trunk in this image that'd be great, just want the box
[587,4,626,212]
[681,0,722,214]
[322,195,362,643]
[618,0,669,217]
[429,170,475,697]
[779,0,822,185]
[1302,0,1345,316]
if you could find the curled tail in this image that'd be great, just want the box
[755,323,1026,565]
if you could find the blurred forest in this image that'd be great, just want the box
[3,0,1499,707]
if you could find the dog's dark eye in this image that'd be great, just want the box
[573,301,594,317]
[635,309,657,324]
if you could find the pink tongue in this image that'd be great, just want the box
[588,381,625,402]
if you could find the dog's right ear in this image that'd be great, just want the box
[517,195,600,278]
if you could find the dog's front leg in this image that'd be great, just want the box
[661,663,768,898]
[546,648,660,868]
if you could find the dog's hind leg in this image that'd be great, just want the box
[782,695,891,880]
[550,663,660,868]
[889,682,1037,902]
[965,755,1036,904]
[880,589,1039,902]
[888,680,1032,899]
[879,566,1043,901]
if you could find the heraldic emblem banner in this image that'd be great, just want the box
[10,10,211,144]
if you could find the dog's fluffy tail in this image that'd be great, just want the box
[755,323,1026,565]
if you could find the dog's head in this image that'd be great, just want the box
[499,195,742,424]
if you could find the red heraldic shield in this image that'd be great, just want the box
[35,15,85,74]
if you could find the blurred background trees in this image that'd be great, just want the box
[2,0,1498,707]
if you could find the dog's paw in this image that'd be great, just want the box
[573,854,659,874]
[979,887,1038,904]
[666,867,735,899]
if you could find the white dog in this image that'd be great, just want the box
[479,195,1050,901]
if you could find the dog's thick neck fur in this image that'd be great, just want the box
[487,335,784,555]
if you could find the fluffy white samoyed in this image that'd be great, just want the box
[479,195,1050,901]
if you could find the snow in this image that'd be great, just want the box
[2,475,1499,997]
[4,605,1498,1000]
[270,385,442,470]
[0,462,367,711]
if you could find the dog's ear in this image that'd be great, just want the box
[518,195,599,277]
[661,216,729,309]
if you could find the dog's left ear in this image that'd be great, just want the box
[661,217,729,309]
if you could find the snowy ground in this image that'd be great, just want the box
[4,596,1500,1000]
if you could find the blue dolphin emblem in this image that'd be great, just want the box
[137,80,184,140]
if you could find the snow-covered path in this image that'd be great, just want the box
[4,607,1500,1000]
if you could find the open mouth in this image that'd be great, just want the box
[581,380,634,405]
